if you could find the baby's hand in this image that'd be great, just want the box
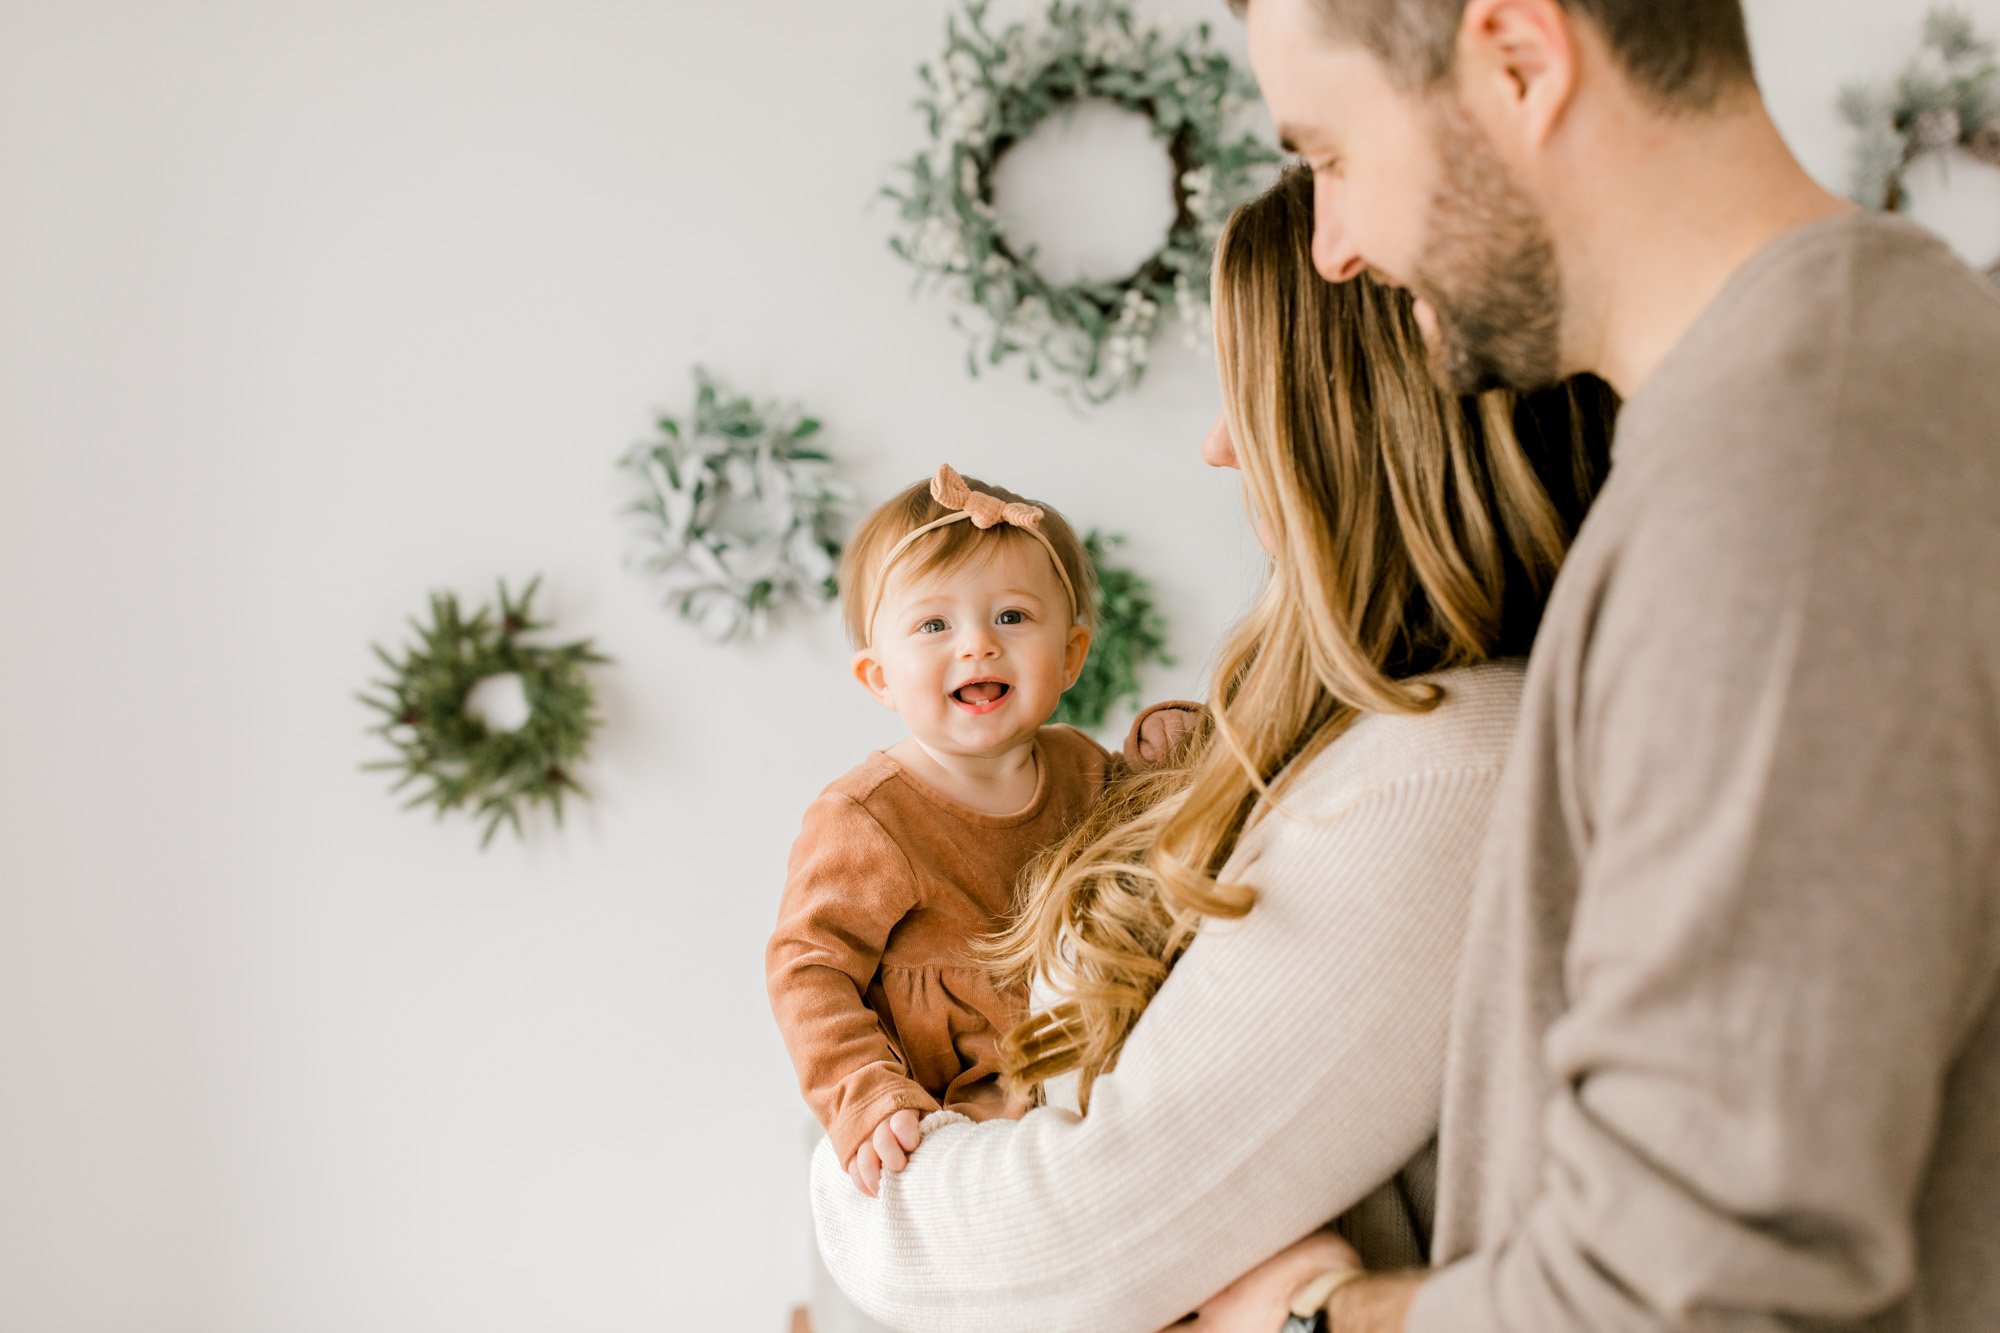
[848,1108,923,1198]
[1130,701,1209,768]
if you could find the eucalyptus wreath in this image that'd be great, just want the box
[1052,530,1172,730]
[619,369,848,641]
[886,0,1278,405]
[1840,7,2000,280]
[358,577,610,850]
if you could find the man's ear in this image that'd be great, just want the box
[852,649,895,710]
[1456,0,1578,152]
[1061,624,1092,690]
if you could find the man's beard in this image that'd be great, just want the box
[1411,103,1565,394]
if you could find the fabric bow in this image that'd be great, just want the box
[931,464,1045,531]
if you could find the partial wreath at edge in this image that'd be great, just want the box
[1841,7,2000,281]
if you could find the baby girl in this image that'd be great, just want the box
[765,465,1192,1196]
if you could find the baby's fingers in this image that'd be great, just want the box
[872,1118,909,1173]
[888,1108,922,1153]
[850,1143,883,1197]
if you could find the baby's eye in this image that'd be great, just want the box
[996,609,1027,626]
[917,617,948,634]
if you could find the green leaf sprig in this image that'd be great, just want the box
[1054,530,1172,729]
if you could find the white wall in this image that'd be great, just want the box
[2,2,1994,1330]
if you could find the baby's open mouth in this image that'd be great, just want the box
[950,680,1011,712]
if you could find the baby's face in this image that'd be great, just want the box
[854,538,1089,760]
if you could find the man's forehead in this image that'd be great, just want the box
[1271,86,1364,154]
[1249,17,1385,139]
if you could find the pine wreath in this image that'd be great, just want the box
[619,368,848,641]
[1052,530,1172,730]
[1840,8,2000,280]
[358,577,610,849]
[886,0,1278,404]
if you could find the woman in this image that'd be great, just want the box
[809,166,1613,1333]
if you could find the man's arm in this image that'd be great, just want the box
[1409,420,2000,1329]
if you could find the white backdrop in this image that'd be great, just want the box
[3,2,1996,1330]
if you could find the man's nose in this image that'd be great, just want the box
[1311,175,1368,284]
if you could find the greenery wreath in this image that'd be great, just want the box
[885,0,1277,405]
[619,369,848,641]
[358,577,610,849]
[1052,530,1172,730]
[1840,8,2000,280]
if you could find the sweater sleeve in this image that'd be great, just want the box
[1409,448,2000,1330]
[809,764,1503,1333]
[767,794,941,1166]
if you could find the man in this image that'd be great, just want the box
[1194,1,2000,1330]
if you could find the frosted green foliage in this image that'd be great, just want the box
[620,369,850,641]
[885,0,1280,405]
[1840,6,2000,226]
[1053,530,1172,730]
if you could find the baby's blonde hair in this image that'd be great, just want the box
[840,475,1097,648]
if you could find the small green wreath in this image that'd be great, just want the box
[619,368,849,641]
[358,577,610,849]
[1840,8,2000,280]
[1053,530,1172,730]
[886,0,1277,404]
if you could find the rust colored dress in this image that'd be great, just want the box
[766,725,1119,1166]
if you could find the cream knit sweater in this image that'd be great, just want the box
[809,662,1526,1333]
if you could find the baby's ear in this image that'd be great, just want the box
[1061,624,1092,689]
[852,649,895,710]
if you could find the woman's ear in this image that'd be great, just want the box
[852,649,895,710]
[1061,624,1092,690]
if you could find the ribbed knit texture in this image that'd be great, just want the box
[809,662,1525,1333]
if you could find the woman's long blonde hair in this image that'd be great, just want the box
[986,166,1613,1111]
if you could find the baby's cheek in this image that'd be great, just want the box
[1025,639,1073,687]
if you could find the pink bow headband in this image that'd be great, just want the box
[863,464,1082,643]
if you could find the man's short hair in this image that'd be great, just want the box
[1232,0,1757,111]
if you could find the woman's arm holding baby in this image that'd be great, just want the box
[810,759,1505,1333]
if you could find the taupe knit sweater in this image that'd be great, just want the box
[1413,214,2000,1332]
